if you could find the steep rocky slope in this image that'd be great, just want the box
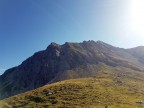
[0,40,144,99]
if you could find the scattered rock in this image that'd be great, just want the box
[50,100,58,104]
[105,105,109,108]
[136,100,143,104]
[48,92,53,95]
[56,91,61,93]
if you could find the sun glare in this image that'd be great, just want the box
[130,0,144,34]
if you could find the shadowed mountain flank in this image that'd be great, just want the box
[0,40,144,99]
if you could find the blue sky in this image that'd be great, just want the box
[0,0,144,74]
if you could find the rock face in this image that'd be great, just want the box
[0,40,144,99]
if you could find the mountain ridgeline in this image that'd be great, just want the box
[0,40,144,99]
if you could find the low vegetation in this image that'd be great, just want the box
[0,71,144,108]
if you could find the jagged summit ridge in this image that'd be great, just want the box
[46,40,112,50]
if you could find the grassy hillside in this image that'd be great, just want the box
[0,68,144,108]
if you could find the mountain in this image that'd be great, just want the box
[0,40,144,100]
[127,46,144,64]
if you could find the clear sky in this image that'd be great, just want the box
[0,0,144,74]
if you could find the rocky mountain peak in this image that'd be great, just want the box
[50,42,59,46]
[1,40,144,100]
[46,42,60,51]
[96,40,106,44]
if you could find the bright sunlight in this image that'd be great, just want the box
[130,0,144,34]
